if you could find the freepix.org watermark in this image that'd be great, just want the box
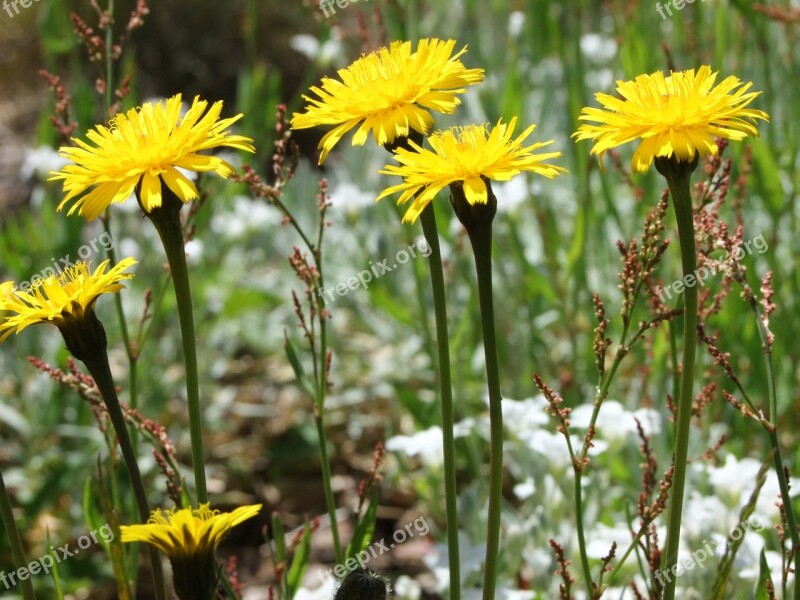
[5,232,116,295]
[654,516,765,586]
[316,515,430,583]
[317,239,432,305]
[0,524,114,590]
[318,0,369,18]
[655,233,768,303]
[655,0,707,20]
[3,0,40,18]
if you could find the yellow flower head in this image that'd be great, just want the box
[573,66,769,173]
[0,258,136,343]
[50,94,255,221]
[291,38,484,164]
[120,503,262,558]
[377,117,566,223]
[122,503,261,600]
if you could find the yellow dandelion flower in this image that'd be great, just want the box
[121,503,262,557]
[121,503,262,600]
[573,65,769,173]
[0,258,136,343]
[50,94,255,221]
[377,117,566,223]
[291,38,484,164]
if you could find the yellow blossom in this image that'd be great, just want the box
[120,503,262,558]
[291,38,484,164]
[0,258,136,342]
[573,66,768,172]
[377,118,566,223]
[121,503,262,600]
[50,94,255,220]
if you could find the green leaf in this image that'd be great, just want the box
[284,333,316,399]
[272,512,288,566]
[285,520,312,599]
[754,547,774,600]
[346,490,379,561]
[45,527,65,599]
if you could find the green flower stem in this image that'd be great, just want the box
[451,184,503,600]
[313,402,344,566]
[0,469,36,599]
[312,270,343,565]
[419,204,461,600]
[658,159,698,600]
[145,189,208,505]
[471,224,504,600]
[80,350,166,600]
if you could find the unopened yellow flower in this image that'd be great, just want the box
[291,38,484,164]
[377,118,566,223]
[121,503,262,600]
[0,258,136,342]
[50,94,255,220]
[573,66,768,173]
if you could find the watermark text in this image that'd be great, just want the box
[0,524,114,590]
[654,516,764,586]
[319,0,370,18]
[317,240,432,305]
[317,515,429,583]
[655,0,708,20]
[656,233,767,303]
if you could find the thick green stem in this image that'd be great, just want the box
[462,217,503,600]
[0,469,36,599]
[659,161,697,600]
[81,351,167,600]
[450,181,503,600]
[144,189,207,504]
[419,205,461,600]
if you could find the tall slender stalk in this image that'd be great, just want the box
[749,294,800,599]
[270,185,342,564]
[309,198,343,566]
[657,157,698,600]
[80,350,167,600]
[143,188,207,504]
[419,205,461,599]
[0,469,36,600]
